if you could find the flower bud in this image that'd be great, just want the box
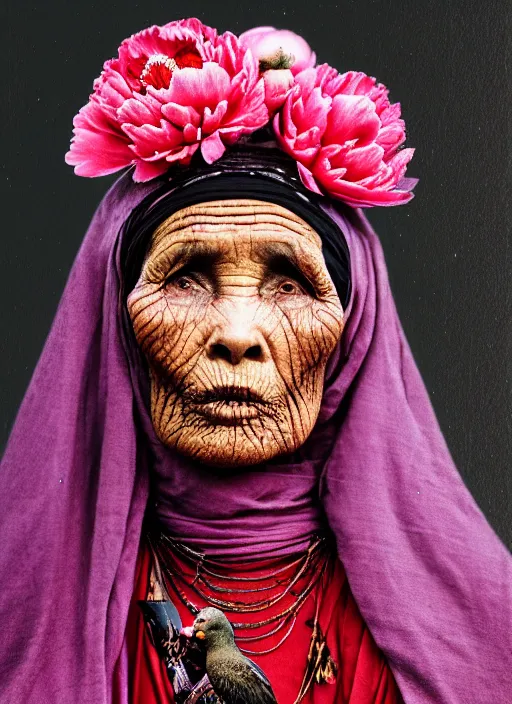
[240,26,316,75]
[263,68,295,114]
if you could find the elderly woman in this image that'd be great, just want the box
[0,18,510,704]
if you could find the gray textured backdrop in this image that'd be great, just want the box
[1,0,510,546]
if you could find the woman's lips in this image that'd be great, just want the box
[194,399,264,425]
[189,386,266,404]
[186,386,268,425]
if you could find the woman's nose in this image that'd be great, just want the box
[206,315,270,366]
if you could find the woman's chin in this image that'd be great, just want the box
[155,419,302,469]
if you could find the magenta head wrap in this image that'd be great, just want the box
[0,170,510,704]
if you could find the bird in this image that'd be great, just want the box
[184,606,279,704]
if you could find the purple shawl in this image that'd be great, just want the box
[0,172,510,703]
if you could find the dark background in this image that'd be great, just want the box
[2,1,510,547]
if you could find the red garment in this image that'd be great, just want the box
[125,541,402,704]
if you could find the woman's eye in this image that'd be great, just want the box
[164,271,214,296]
[176,277,191,290]
[166,274,193,290]
[278,281,302,295]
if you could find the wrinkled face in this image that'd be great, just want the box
[127,199,344,467]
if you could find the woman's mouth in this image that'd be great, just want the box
[186,386,268,425]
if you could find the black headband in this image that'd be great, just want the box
[121,171,352,309]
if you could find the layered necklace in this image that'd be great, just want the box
[147,528,338,702]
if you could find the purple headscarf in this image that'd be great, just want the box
[0,171,510,704]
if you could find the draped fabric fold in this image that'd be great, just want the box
[0,175,158,703]
[318,202,512,703]
[0,171,510,704]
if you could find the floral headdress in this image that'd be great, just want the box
[66,18,417,208]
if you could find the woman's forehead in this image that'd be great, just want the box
[149,198,323,253]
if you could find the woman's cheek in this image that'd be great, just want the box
[307,300,344,354]
[277,303,336,365]
[147,299,211,373]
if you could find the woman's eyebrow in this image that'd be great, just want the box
[255,242,318,296]
[252,241,304,268]
[153,240,223,272]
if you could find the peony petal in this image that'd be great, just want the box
[213,31,243,77]
[167,63,230,110]
[263,69,294,114]
[294,67,319,94]
[161,101,201,128]
[118,95,160,127]
[201,131,226,163]
[379,102,402,126]
[121,120,184,158]
[202,100,228,133]
[368,82,389,116]
[324,94,380,145]
[319,142,349,160]
[65,100,133,177]
[182,122,200,142]
[337,71,376,97]
[396,176,419,192]
[132,159,171,182]
[65,132,133,176]
[273,103,320,166]
[339,142,385,181]
[240,26,276,39]
[295,126,322,151]
[297,162,323,194]
[315,63,341,94]
[322,176,415,207]
[299,88,330,134]
[95,68,133,106]
[376,121,406,157]
[387,147,415,181]
[278,93,298,140]
[170,17,217,44]
[220,79,267,130]
[165,142,200,165]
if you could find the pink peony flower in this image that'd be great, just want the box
[273,65,416,207]
[239,26,316,75]
[65,18,269,182]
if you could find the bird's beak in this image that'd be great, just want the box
[195,630,206,640]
